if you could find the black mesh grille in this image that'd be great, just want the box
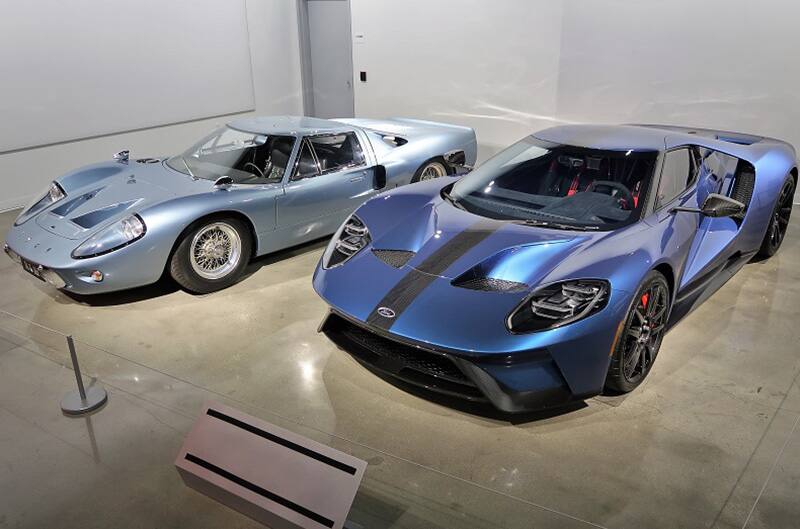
[730,168,755,220]
[372,249,415,268]
[323,314,485,401]
[453,277,529,293]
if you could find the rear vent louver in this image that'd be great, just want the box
[452,277,529,293]
[372,249,415,268]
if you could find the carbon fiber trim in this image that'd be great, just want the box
[452,277,529,293]
[372,249,415,268]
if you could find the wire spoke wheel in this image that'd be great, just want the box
[621,281,669,384]
[189,222,242,280]
[419,161,447,181]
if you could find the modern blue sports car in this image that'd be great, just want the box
[4,116,475,294]
[313,124,796,413]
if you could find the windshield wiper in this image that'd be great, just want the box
[180,156,197,180]
[442,189,466,211]
[517,219,600,231]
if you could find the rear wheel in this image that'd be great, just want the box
[757,176,795,258]
[605,271,670,393]
[411,158,449,182]
[170,218,252,294]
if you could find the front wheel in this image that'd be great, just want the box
[411,158,449,182]
[757,176,795,258]
[605,271,671,393]
[169,218,252,294]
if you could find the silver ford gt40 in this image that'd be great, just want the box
[4,116,476,294]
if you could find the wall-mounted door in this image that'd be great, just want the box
[299,0,355,118]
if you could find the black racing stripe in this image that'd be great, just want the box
[366,219,500,330]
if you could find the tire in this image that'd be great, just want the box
[605,270,671,393]
[411,157,450,183]
[757,176,795,258]
[169,217,252,294]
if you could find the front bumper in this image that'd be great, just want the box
[320,310,604,413]
[4,224,163,295]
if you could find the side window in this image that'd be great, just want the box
[699,148,739,195]
[292,140,320,181]
[308,132,365,174]
[655,148,695,209]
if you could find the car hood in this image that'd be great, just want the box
[356,181,600,287]
[30,160,210,240]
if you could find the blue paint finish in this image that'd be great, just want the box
[314,124,797,412]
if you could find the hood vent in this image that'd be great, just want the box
[452,276,529,293]
[136,157,161,164]
[372,249,415,268]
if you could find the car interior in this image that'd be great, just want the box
[466,148,658,226]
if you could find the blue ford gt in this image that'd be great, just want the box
[313,124,796,413]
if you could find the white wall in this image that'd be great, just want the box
[0,0,304,211]
[351,0,800,164]
[350,0,564,161]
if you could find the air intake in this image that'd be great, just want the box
[372,249,415,268]
[452,276,528,293]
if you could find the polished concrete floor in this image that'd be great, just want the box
[1,207,799,529]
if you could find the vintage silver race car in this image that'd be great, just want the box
[4,116,476,294]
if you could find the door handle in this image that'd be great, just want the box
[349,176,364,182]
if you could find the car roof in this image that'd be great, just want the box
[228,115,351,136]
[533,124,790,160]
[534,124,671,152]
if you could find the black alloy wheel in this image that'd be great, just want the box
[758,176,795,257]
[606,271,670,393]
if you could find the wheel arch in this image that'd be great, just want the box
[652,262,675,303]
[164,210,259,275]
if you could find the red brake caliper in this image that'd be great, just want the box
[641,293,649,308]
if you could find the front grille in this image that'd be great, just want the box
[322,314,486,401]
[372,249,415,268]
[453,277,529,293]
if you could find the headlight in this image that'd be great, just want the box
[507,279,609,333]
[322,214,371,268]
[14,182,66,226]
[72,214,146,259]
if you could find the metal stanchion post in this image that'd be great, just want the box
[61,335,107,415]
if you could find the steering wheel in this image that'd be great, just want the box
[243,162,265,179]
[587,180,635,210]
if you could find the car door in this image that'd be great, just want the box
[648,147,704,290]
[276,131,375,240]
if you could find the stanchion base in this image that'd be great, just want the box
[61,386,108,415]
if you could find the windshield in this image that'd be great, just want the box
[167,127,296,184]
[449,136,659,230]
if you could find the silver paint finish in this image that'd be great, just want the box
[3,116,477,293]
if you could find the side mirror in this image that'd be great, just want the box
[700,193,745,217]
[113,150,130,163]
[214,176,234,188]
[671,193,744,218]
[373,165,387,190]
